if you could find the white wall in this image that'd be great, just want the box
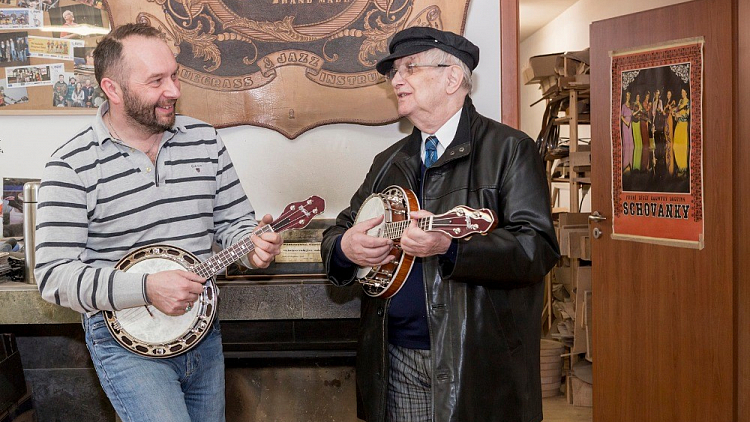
[0,0,499,220]
[519,0,690,212]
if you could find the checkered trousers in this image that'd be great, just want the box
[386,343,433,422]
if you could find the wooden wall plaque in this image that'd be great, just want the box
[107,0,472,138]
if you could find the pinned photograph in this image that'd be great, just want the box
[6,62,64,87]
[70,0,102,9]
[17,0,59,10]
[46,3,109,39]
[0,31,30,67]
[73,45,93,71]
[0,79,29,107]
[51,70,70,107]
[28,35,78,60]
[0,8,42,29]
[53,71,99,107]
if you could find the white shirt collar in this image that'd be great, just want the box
[420,107,462,163]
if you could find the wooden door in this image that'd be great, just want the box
[589,1,734,421]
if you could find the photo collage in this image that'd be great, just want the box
[0,0,109,110]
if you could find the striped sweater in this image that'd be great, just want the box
[35,102,258,314]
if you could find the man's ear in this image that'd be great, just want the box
[99,77,122,104]
[445,65,464,95]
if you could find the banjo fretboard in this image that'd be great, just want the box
[190,224,274,279]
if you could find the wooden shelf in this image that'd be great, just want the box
[546,89,591,103]
[553,115,591,125]
[552,177,591,185]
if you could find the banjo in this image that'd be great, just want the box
[354,185,497,298]
[104,195,325,358]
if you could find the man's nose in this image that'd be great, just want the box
[390,69,405,87]
[164,77,181,99]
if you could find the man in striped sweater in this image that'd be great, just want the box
[34,23,282,421]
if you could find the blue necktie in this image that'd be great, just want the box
[424,136,439,168]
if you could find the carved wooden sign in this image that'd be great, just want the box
[105,0,471,138]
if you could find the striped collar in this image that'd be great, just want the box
[93,100,185,148]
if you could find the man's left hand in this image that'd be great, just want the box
[247,214,283,268]
[400,210,452,258]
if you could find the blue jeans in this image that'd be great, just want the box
[84,312,226,422]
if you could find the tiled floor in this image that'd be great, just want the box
[543,395,593,422]
[110,394,592,422]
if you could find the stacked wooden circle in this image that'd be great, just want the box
[540,339,564,397]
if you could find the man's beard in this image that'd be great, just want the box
[122,85,175,134]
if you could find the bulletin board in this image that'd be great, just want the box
[0,0,110,114]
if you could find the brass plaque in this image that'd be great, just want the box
[276,242,322,263]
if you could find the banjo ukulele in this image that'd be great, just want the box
[104,195,325,358]
[354,185,497,298]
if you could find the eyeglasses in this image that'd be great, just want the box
[386,63,450,80]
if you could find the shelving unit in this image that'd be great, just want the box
[526,50,593,406]
[552,73,593,408]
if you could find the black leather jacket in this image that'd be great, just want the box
[321,97,560,422]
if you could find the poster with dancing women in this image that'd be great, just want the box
[610,38,704,249]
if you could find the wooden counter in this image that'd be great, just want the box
[0,278,361,324]
[0,278,362,421]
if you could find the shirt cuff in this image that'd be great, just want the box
[332,235,354,268]
[440,239,458,263]
[142,274,151,305]
[239,254,255,269]
[113,271,152,310]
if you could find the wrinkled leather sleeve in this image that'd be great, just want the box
[440,136,559,285]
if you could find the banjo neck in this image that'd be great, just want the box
[383,206,497,241]
[189,225,274,278]
[189,196,325,278]
[383,218,431,240]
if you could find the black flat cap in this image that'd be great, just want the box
[376,26,480,75]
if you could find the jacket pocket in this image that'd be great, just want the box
[489,298,523,355]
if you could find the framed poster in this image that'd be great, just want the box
[610,38,704,249]
[0,0,110,113]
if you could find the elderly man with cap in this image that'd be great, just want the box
[321,27,560,422]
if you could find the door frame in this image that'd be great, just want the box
[735,0,749,420]
[500,0,520,128]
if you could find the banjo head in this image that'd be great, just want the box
[105,245,217,358]
[354,194,389,280]
[356,193,389,234]
[354,186,417,297]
